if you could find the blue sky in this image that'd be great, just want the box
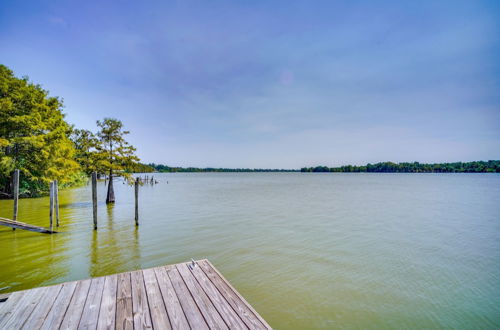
[1,0,499,168]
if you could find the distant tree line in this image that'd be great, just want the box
[148,164,298,173]
[301,161,500,173]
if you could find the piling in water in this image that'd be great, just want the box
[54,180,59,227]
[12,169,19,231]
[135,177,139,226]
[92,172,97,230]
[49,181,54,231]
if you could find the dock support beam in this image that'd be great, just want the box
[54,180,59,227]
[49,181,54,231]
[12,169,19,230]
[135,177,139,226]
[92,172,97,230]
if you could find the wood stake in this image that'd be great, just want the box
[92,172,98,230]
[135,177,139,226]
[12,169,19,231]
[49,181,54,231]
[54,180,60,226]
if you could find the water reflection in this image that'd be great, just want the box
[0,218,72,291]
[89,203,141,277]
[60,201,91,209]
[131,227,141,270]
[106,204,114,230]
[90,230,99,277]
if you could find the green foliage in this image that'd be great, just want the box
[71,128,103,175]
[71,121,142,180]
[95,118,139,183]
[0,64,79,197]
[301,161,500,173]
[1,64,142,198]
[127,162,154,173]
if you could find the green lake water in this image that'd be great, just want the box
[0,173,499,329]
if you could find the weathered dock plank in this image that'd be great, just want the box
[143,268,171,329]
[0,217,57,234]
[167,265,209,330]
[115,272,133,330]
[189,262,250,329]
[0,286,48,329]
[176,263,229,329]
[154,266,190,330]
[0,291,25,323]
[60,279,92,329]
[41,281,78,330]
[22,284,62,329]
[0,259,271,329]
[97,274,118,330]
[130,270,153,329]
[200,260,272,330]
[78,276,105,329]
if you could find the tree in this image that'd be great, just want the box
[96,118,139,203]
[0,64,79,197]
[71,128,103,175]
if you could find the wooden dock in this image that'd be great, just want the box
[0,259,271,329]
[0,217,57,234]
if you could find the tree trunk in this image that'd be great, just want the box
[106,169,115,203]
[0,171,14,199]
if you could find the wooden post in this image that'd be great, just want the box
[92,172,97,230]
[134,177,139,226]
[12,169,19,231]
[54,180,60,227]
[49,181,54,231]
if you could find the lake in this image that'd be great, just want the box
[0,173,499,329]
